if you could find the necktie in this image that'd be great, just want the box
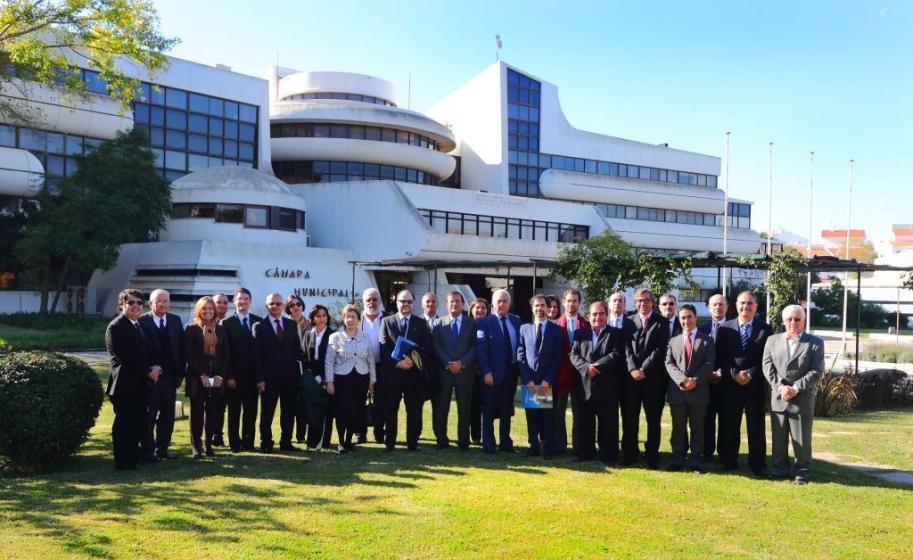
[642,315,649,331]
[275,319,283,343]
[741,323,751,349]
[401,317,409,334]
[501,316,513,362]
[158,318,165,331]
[669,319,675,336]
[535,322,543,352]
[711,321,719,341]
[451,319,459,338]
[615,317,621,329]
[684,333,693,369]
[242,316,249,332]
[134,322,145,340]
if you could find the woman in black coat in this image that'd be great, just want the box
[184,296,230,458]
[301,304,335,450]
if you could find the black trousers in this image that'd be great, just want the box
[721,384,768,473]
[433,370,474,448]
[470,373,483,443]
[621,378,666,466]
[703,380,724,460]
[481,377,517,452]
[189,390,223,453]
[226,381,259,450]
[334,371,370,445]
[145,375,177,458]
[577,396,619,462]
[364,362,385,443]
[381,381,424,449]
[669,403,707,468]
[110,392,147,469]
[260,383,297,448]
[322,395,336,447]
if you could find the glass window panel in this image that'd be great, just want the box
[150,106,165,126]
[44,132,65,154]
[137,82,151,103]
[188,113,207,134]
[223,139,238,158]
[188,153,209,171]
[149,127,164,147]
[625,206,637,219]
[209,137,223,156]
[189,93,209,113]
[519,220,533,239]
[659,169,667,182]
[628,165,639,178]
[585,160,597,174]
[83,70,107,94]
[364,163,379,178]
[530,108,539,122]
[45,154,64,176]
[209,118,224,137]
[698,174,707,187]
[667,170,678,183]
[64,135,83,155]
[396,130,409,144]
[347,162,364,176]
[215,204,244,223]
[379,165,394,179]
[133,102,150,124]
[164,150,186,171]
[406,168,417,183]
[641,167,652,180]
[223,120,238,140]
[19,128,46,151]
[394,167,407,180]
[224,101,238,120]
[150,148,164,167]
[0,124,15,147]
[209,98,224,117]
[278,208,296,231]
[165,89,187,109]
[348,126,365,140]
[508,120,518,134]
[166,130,186,150]
[739,217,750,229]
[239,104,257,123]
[188,133,207,153]
[166,109,187,130]
[245,206,268,228]
[519,106,529,121]
[597,161,610,175]
[150,85,165,105]
[574,159,585,173]
[190,203,215,218]
[329,125,345,138]
[365,127,381,141]
[708,175,718,188]
[237,142,254,161]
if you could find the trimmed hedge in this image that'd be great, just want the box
[0,352,103,474]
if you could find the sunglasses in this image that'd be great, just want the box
[397,299,414,304]
[268,302,283,307]
[125,300,144,306]
[288,302,303,308]
[660,302,676,306]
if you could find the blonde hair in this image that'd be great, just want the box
[341,303,361,322]
[192,296,216,325]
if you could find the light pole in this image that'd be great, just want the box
[807,151,814,333]
[722,131,730,298]
[841,159,854,354]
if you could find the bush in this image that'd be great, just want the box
[0,313,109,351]
[814,370,858,417]
[847,369,912,409]
[0,352,104,474]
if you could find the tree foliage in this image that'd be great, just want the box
[765,247,805,331]
[13,127,172,314]
[903,272,913,292]
[0,0,177,121]
[811,277,890,329]
[551,229,693,304]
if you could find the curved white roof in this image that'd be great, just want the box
[277,71,395,104]
[171,166,306,210]
[270,101,456,152]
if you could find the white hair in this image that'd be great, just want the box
[362,287,381,300]
[149,289,170,301]
[492,288,511,303]
[781,304,806,321]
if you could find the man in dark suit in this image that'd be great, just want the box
[665,304,715,472]
[569,301,625,465]
[622,288,669,468]
[431,291,477,451]
[105,289,161,470]
[517,294,563,459]
[697,293,734,462]
[763,304,824,485]
[658,293,682,339]
[252,292,303,453]
[721,290,773,476]
[419,291,440,442]
[221,287,262,452]
[360,288,387,445]
[555,288,586,455]
[379,289,433,451]
[138,289,183,461]
[475,288,522,454]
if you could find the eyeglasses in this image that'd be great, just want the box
[634,299,652,304]
[785,317,803,323]
[397,299,414,304]
[125,300,144,306]
[268,302,283,307]
[660,302,676,306]
[288,302,303,308]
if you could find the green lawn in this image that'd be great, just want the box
[0,315,108,351]
[814,407,913,471]
[1,366,912,559]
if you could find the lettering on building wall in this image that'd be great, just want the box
[264,268,311,279]
[263,268,349,299]
[292,288,350,298]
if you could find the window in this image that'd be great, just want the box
[278,208,297,231]
[215,204,243,223]
[245,206,268,228]
[165,89,187,110]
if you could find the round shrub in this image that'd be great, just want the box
[0,351,103,475]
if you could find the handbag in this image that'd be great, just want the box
[364,392,376,426]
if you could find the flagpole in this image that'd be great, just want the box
[807,151,814,333]
[722,132,730,299]
[766,142,773,323]
[841,159,854,354]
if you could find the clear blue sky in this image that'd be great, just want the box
[152,0,911,243]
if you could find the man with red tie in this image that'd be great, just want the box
[554,288,586,455]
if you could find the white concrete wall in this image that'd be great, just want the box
[0,146,44,197]
[425,63,507,194]
[276,71,396,104]
[0,291,69,314]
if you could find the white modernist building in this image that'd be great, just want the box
[0,55,763,320]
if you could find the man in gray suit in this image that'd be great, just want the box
[431,291,478,451]
[665,304,715,472]
[762,304,824,485]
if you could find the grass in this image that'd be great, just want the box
[1,365,912,559]
[814,407,913,471]
[0,314,109,351]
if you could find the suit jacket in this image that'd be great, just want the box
[569,325,625,402]
[625,311,669,384]
[252,315,303,390]
[431,314,478,386]
[302,326,336,379]
[475,312,522,385]
[664,316,682,339]
[762,332,825,414]
[517,321,562,386]
[665,331,715,406]
[221,313,262,386]
[379,313,433,386]
[556,314,587,394]
[138,311,184,380]
[698,320,736,380]
[183,323,231,398]
[105,314,159,397]
[721,317,773,394]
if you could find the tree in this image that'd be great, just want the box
[811,277,889,329]
[903,272,913,292]
[551,230,694,304]
[765,247,805,331]
[0,0,177,121]
[13,127,171,314]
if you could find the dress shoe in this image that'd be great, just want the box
[383,446,395,453]
[793,477,809,485]
[407,445,420,452]
[752,469,768,478]
[667,464,683,472]
[435,443,450,450]
[337,444,349,455]
[230,445,241,453]
[543,452,556,460]
[212,435,226,447]
[692,466,706,474]
[157,451,178,460]
[483,448,497,455]
[279,444,300,452]
[574,455,595,463]
[260,444,274,454]
[471,438,482,446]
[355,433,366,445]
[191,451,202,460]
[241,444,256,452]
[296,437,306,444]
[458,446,469,452]
[205,446,215,457]
[522,448,541,458]
[499,446,516,453]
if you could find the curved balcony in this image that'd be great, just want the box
[0,146,44,197]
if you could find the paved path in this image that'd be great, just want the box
[64,350,108,365]
[817,451,913,485]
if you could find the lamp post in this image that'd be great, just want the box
[841,159,854,355]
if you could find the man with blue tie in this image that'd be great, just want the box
[431,291,478,451]
[517,294,563,459]
[475,288,522,454]
[697,293,735,463]
[721,291,773,476]
[221,288,262,452]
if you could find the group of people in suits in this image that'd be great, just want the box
[105,283,823,484]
